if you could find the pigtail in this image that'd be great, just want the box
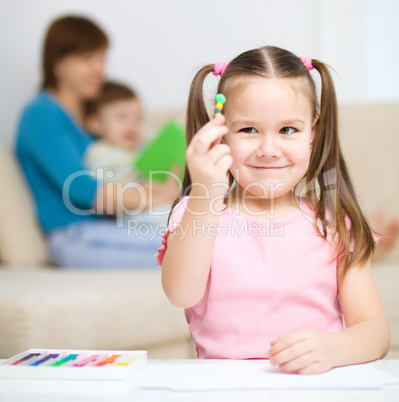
[168,64,215,224]
[308,60,375,277]
[306,60,340,228]
[186,65,215,142]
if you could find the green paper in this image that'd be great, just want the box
[133,121,186,182]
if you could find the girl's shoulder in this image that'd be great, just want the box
[173,195,190,207]
[170,195,190,217]
[301,196,355,226]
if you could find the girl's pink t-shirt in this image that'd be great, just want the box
[157,196,348,359]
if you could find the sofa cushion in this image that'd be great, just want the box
[0,268,189,358]
[339,103,399,264]
[0,145,49,266]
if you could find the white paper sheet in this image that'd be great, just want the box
[139,360,399,391]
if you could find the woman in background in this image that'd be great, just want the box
[15,16,178,268]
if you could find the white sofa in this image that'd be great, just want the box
[339,103,399,359]
[0,104,398,360]
[0,140,195,360]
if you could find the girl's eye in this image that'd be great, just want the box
[239,127,257,134]
[280,127,296,135]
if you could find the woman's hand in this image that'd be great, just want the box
[267,329,337,374]
[142,167,181,207]
[185,115,232,198]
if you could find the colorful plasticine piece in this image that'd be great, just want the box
[214,93,226,117]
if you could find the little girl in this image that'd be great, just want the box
[157,46,390,374]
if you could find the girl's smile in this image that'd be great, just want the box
[224,77,317,208]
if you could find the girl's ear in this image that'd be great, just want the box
[310,115,319,148]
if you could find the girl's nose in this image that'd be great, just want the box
[256,135,281,158]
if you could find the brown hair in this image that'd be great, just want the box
[42,15,108,89]
[84,81,138,116]
[171,45,376,276]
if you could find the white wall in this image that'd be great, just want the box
[318,0,399,103]
[0,0,398,147]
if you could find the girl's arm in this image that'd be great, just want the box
[162,116,232,308]
[327,257,390,366]
[162,190,223,308]
[268,257,391,374]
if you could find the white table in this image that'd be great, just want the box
[0,359,398,401]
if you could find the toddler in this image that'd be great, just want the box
[85,81,143,184]
[85,81,173,226]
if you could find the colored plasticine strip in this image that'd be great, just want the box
[73,354,101,367]
[114,362,132,366]
[95,354,122,366]
[30,354,60,366]
[51,354,79,367]
[11,353,41,365]
[61,352,89,367]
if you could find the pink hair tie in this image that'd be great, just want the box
[213,61,228,76]
[300,57,313,71]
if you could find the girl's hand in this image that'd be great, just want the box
[267,329,337,374]
[186,115,232,197]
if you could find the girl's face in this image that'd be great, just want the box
[54,48,107,100]
[224,77,316,205]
